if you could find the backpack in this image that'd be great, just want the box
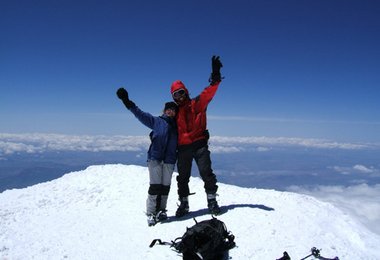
[150,217,235,260]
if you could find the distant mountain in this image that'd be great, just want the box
[1,164,379,259]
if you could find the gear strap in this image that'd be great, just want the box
[149,239,173,248]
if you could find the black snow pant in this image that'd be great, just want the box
[177,139,218,199]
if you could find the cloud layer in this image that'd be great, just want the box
[0,133,373,156]
[0,133,149,155]
[287,184,380,235]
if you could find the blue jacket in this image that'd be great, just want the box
[129,106,178,164]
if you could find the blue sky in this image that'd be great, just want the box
[1,0,380,142]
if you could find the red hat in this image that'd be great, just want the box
[170,80,189,95]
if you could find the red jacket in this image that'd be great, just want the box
[171,80,220,146]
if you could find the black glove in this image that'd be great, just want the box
[116,87,136,109]
[209,55,223,85]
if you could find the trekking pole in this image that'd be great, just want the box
[300,252,313,260]
[300,247,320,260]
[317,256,339,260]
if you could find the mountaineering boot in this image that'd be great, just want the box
[156,210,168,222]
[207,194,221,215]
[175,197,189,218]
[147,214,156,226]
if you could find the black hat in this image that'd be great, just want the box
[164,101,178,112]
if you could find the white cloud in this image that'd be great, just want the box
[0,133,374,155]
[0,140,40,154]
[257,146,271,152]
[331,165,378,175]
[287,183,380,236]
[353,164,375,173]
[211,136,369,150]
[209,146,242,154]
[331,166,351,175]
[0,133,149,155]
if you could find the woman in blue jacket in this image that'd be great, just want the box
[117,87,178,226]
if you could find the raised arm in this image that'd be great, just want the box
[196,56,223,109]
[116,87,156,129]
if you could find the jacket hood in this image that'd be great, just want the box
[170,80,189,95]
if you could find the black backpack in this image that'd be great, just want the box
[150,217,235,260]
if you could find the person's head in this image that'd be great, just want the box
[170,80,189,105]
[163,101,178,118]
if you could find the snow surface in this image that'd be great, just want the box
[1,164,379,259]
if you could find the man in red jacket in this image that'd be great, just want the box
[171,56,223,217]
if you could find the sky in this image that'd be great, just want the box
[1,164,379,259]
[1,0,380,142]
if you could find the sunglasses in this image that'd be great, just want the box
[172,89,186,99]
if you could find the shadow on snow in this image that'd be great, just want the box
[165,203,274,223]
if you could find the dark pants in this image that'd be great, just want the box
[177,141,218,198]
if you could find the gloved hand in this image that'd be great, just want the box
[209,55,223,85]
[212,55,223,74]
[116,87,136,109]
[117,87,129,100]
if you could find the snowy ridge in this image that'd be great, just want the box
[1,164,379,259]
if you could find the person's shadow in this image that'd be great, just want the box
[165,203,275,223]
